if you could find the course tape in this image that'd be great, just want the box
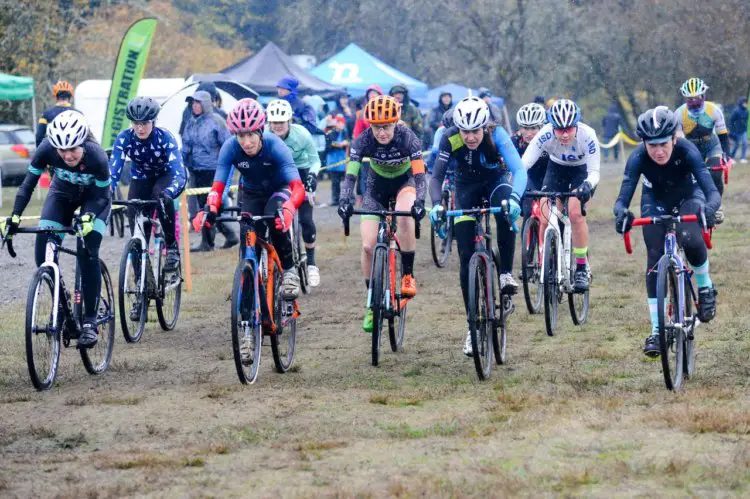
[600,130,640,149]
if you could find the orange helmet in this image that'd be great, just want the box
[52,80,74,98]
[364,95,401,125]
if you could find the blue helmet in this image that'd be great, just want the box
[547,99,581,128]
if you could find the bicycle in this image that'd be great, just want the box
[520,196,543,314]
[2,220,115,391]
[445,200,514,380]
[623,211,713,390]
[431,172,455,268]
[525,191,590,337]
[291,191,313,295]
[342,201,420,366]
[709,156,733,186]
[113,199,182,343]
[214,208,300,384]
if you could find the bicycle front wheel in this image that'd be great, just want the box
[492,250,508,365]
[293,214,309,295]
[80,261,115,375]
[468,254,493,380]
[271,263,297,373]
[568,248,590,325]
[156,249,182,331]
[231,261,262,384]
[683,273,697,378]
[657,259,684,390]
[118,239,147,343]
[25,267,61,391]
[371,246,388,366]
[542,230,559,337]
[430,220,453,268]
[388,248,406,352]
[521,216,543,314]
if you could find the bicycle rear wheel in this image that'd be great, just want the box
[80,261,115,375]
[271,263,297,373]
[231,261,262,384]
[156,249,182,331]
[25,267,61,391]
[656,259,684,390]
[521,216,543,314]
[118,239,147,343]
[683,274,696,378]
[568,248,590,325]
[388,248,406,352]
[492,250,508,365]
[543,230,559,337]
[468,254,493,380]
[371,246,387,366]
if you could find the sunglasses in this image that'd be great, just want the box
[553,126,576,134]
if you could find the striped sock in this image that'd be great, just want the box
[574,247,588,266]
[693,260,713,289]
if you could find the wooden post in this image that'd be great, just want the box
[179,191,193,292]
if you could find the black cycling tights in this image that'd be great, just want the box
[240,190,294,270]
[35,231,103,322]
[642,199,707,299]
[298,199,316,244]
[128,177,177,246]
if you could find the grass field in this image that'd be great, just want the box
[0,162,748,497]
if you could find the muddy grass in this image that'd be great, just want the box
[1,164,749,497]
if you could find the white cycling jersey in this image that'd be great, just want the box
[521,122,601,187]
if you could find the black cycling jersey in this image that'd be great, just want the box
[35,103,77,146]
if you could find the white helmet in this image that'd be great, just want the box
[266,99,293,122]
[46,110,89,149]
[453,95,490,131]
[516,103,546,128]
[547,99,580,129]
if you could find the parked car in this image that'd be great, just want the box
[0,125,37,186]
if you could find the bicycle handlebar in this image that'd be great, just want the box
[342,209,421,239]
[3,225,80,259]
[524,190,587,217]
[112,199,159,207]
[623,214,712,254]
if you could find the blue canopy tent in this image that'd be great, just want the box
[416,83,504,109]
[311,43,428,98]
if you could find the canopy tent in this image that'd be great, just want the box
[311,43,428,98]
[416,83,505,109]
[220,42,343,96]
[0,72,37,128]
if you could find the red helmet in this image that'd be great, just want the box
[227,98,266,134]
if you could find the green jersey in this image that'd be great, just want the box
[277,123,321,174]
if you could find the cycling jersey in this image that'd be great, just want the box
[35,103,75,146]
[675,102,729,160]
[522,122,601,187]
[276,124,321,175]
[429,125,527,205]
[511,131,548,188]
[109,127,187,197]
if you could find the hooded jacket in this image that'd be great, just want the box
[729,98,749,137]
[390,84,423,136]
[181,91,230,171]
[601,104,622,139]
[277,76,323,136]
[428,92,452,133]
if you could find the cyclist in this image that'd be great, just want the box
[675,77,730,223]
[337,95,426,333]
[266,99,322,287]
[1,111,111,348]
[511,103,548,219]
[109,97,186,274]
[35,80,77,146]
[613,106,719,357]
[521,99,600,292]
[428,95,526,356]
[191,98,304,300]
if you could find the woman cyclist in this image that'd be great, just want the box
[512,103,548,219]
[337,95,427,333]
[428,95,527,356]
[266,99,322,287]
[2,111,112,348]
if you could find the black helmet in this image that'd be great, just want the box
[441,108,454,128]
[636,106,678,144]
[126,96,160,121]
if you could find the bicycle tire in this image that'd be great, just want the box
[683,273,696,378]
[114,210,125,238]
[492,250,507,365]
[657,259,684,391]
[430,221,453,268]
[156,248,182,331]
[568,247,590,325]
[25,267,61,391]
[293,214,309,295]
[231,261,262,384]
[80,261,115,375]
[388,248,406,352]
[543,230,559,337]
[371,246,387,366]
[118,239,147,343]
[468,254,493,380]
[521,216,543,314]
[271,263,297,373]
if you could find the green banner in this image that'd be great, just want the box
[101,18,157,150]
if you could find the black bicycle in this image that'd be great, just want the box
[2,220,115,391]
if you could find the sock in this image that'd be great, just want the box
[648,298,658,334]
[402,251,415,276]
[574,247,588,267]
[693,260,713,289]
[306,248,316,266]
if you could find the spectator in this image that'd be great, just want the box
[601,104,623,161]
[428,91,452,137]
[729,97,748,163]
[533,95,546,105]
[179,81,224,135]
[353,85,384,138]
[331,92,356,136]
[389,84,423,136]
[36,80,77,146]
[325,115,350,206]
[181,90,237,252]
[478,87,503,125]
[277,76,323,136]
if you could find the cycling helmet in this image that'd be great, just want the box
[441,108,454,128]
[453,95,490,131]
[266,99,293,122]
[516,103,546,128]
[547,99,580,129]
[52,80,74,98]
[364,95,401,125]
[680,77,708,98]
[46,110,89,149]
[636,106,678,144]
[126,96,160,121]
[226,98,266,134]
